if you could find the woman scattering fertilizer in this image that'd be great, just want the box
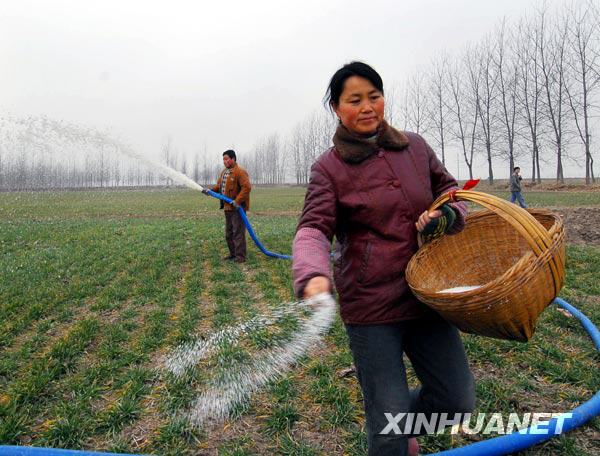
[292,62,476,456]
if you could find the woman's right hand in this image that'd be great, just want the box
[303,276,331,299]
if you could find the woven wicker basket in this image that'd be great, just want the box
[406,190,566,342]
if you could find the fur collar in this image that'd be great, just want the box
[332,120,409,163]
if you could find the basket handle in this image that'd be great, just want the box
[428,189,564,296]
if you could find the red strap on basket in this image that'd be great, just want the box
[462,178,480,191]
[447,179,479,202]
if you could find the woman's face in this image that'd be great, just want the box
[333,76,384,136]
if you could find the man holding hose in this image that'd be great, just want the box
[204,150,252,263]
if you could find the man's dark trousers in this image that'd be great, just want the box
[225,210,246,261]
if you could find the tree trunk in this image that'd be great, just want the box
[487,139,494,184]
[531,143,537,184]
[556,146,564,184]
[535,148,541,184]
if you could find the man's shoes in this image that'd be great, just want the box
[234,258,245,263]
[223,255,235,261]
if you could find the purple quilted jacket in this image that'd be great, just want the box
[293,132,467,325]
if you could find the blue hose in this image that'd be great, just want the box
[555,298,600,351]
[0,449,135,456]
[430,297,600,455]
[204,189,291,260]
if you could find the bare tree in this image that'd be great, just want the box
[247,137,264,184]
[395,81,410,132]
[565,0,600,184]
[516,18,544,184]
[161,135,174,186]
[473,36,501,184]
[289,123,305,184]
[538,4,572,183]
[494,18,522,177]
[404,71,430,135]
[447,56,480,179]
[179,152,188,177]
[427,53,451,165]
[384,82,401,128]
[287,110,335,185]
[202,153,214,187]
[261,133,284,184]
[193,152,200,183]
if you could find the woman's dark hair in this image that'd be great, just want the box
[324,61,384,110]
[223,149,237,160]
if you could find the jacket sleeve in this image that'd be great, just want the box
[425,139,467,235]
[234,168,251,205]
[292,162,336,298]
[293,228,333,298]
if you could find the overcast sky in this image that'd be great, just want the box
[2,0,570,178]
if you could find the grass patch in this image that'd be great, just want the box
[0,188,598,454]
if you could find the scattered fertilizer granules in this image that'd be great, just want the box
[162,293,337,427]
[164,296,322,376]
[187,293,335,427]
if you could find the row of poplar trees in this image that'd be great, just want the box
[0,1,598,189]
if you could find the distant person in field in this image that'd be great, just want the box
[293,61,475,456]
[204,150,251,263]
[509,166,527,208]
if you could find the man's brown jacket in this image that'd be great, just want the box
[212,163,251,211]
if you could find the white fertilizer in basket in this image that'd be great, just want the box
[439,285,481,293]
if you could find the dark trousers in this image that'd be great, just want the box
[346,316,475,456]
[225,210,246,261]
[510,191,527,208]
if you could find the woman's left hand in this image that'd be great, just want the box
[415,209,442,232]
